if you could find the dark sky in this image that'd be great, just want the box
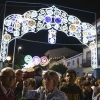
[0,0,100,59]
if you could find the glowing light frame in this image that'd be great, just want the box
[0,5,97,69]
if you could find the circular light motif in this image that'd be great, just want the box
[83,37,88,44]
[45,16,52,23]
[31,11,37,17]
[69,32,73,36]
[24,55,32,64]
[47,10,53,15]
[63,18,68,23]
[3,33,11,42]
[12,17,16,22]
[28,20,36,27]
[38,16,44,21]
[62,25,68,31]
[23,20,27,24]
[22,26,29,33]
[13,31,20,36]
[8,26,13,31]
[89,42,96,49]
[54,10,61,15]
[55,17,61,24]
[49,38,55,44]
[38,23,43,28]
[40,56,49,66]
[32,56,40,65]
[4,20,12,26]
[88,35,93,40]
[68,16,74,23]
[69,24,77,32]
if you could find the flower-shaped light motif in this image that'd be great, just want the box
[8,26,13,31]
[63,18,68,23]
[45,16,52,23]
[55,17,61,24]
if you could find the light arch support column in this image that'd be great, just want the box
[0,5,97,69]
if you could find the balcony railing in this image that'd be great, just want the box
[82,54,100,67]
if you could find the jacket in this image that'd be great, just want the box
[0,86,15,100]
[23,86,68,100]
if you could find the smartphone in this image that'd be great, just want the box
[88,73,92,77]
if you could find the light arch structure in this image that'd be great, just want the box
[0,6,97,69]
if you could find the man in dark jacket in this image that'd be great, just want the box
[59,69,83,100]
[34,67,43,89]
[0,67,15,100]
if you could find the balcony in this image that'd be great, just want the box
[82,54,100,67]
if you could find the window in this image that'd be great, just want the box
[72,60,74,65]
[67,61,70,66]
[76,58,79,67]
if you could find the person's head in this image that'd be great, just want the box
[82,81,92,92]
[15,69,23,82]
[86,77,91,82]
[65,69,76,86]
[75,77,83,88]
[43,70,59,93]
[0,67,15,90]
[34,67,42,76]
[29,78,37,89]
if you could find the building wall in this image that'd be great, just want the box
[66,53,83,68]
[45,47,79,59]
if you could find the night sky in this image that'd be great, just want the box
[0,0,100,60]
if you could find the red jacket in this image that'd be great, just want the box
[0,86,15,100]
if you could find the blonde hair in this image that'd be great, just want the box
[43,70,59,87]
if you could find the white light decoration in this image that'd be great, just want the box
[0,5,97,69]
[48,28,57,44]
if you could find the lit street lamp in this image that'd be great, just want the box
[6,56,11,63]
[17,46,22,54]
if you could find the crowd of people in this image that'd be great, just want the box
[0,66,100,100]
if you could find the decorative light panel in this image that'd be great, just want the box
[0,6,97,69]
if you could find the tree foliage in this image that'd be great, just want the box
[50,64,68,75]
[14,54,25,68]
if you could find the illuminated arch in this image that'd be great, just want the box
[0,6,97,69]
